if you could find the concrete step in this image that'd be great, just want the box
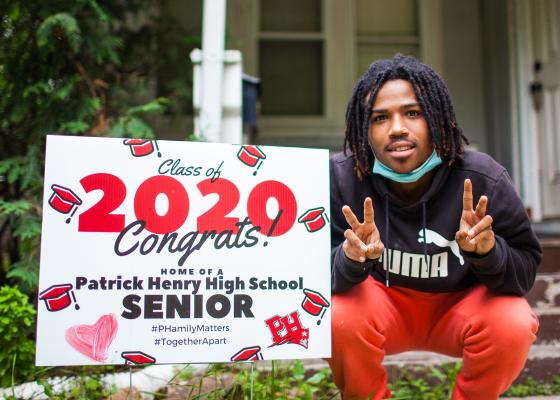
[539,239,560,273]
[533,219,560,239]
[524,238,559,349]
[526,273,560,308]
[532,307,560,345]
[526,249,560,345]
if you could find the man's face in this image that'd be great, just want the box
[368,79,433,174]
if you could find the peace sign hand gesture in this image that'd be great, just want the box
[342,197,385,263]
[455,179,495,255]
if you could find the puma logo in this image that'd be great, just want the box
[418,228,464,265]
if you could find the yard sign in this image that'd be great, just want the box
[36,135,331,366]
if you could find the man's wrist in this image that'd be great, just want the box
[462,237,505,275]
[339,250,377,274]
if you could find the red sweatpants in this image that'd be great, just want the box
[328,277,539,400]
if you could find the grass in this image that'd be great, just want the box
[502,376,560,397]
[387,362,462,400]
[157,361,560,399]
[159,360,339,399]
[3,361,560,399]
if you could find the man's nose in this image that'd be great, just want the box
[389,114,408,137]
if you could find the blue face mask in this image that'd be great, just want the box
[372,149,442,183]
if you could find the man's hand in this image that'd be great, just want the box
[342,197,385,263]
[456,179,495,255]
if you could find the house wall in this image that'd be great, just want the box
[480,0,514,174]
[156,0,502,162]
[441,0,487,152]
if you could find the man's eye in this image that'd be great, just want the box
[407,110,421,117]
[372,114,387,122]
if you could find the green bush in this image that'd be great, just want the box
[0,285,37,387]
[0,1,171,294]
[168,361,339,399]
[36,373,116,400]
[502,375,560,397]
[388,362,461,400]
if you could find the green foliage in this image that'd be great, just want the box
[37,13,82,53]
[387,362,560,399]
[4,358,559,399]
[169,360,560,400]
[0,0,172,295]
[167,361,339,399]
[36,375,116,400]
[389,362,462,400]
[187,132,208,142]
[0,286,37,387]
[0,0,192,385]
[109,97,170,138]
[153,10,201,115]
[229,360,338,399]
[177,364,198,381]
[502,376,560,397]
[0,200,33,216]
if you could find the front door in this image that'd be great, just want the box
[531,0,560,218]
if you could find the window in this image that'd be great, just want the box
[355,0,419,77]
[258,0,324,115]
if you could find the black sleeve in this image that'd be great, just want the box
[330,158,377,293]
[462,171,542,295]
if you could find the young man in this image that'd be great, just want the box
[328,54,541,399]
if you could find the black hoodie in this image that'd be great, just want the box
[330,149,542,296]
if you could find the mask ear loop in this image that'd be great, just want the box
[367,138,378,167]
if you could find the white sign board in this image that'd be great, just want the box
[36,136,331,366]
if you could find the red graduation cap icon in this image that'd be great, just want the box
[230,346,263,362]
[123,139,160,157]
[237,145,266,168]
[121,351,156,365]
[302,288,330,325]
[39,283,79,312]
[298,207,328,233]
[49,185,82,214]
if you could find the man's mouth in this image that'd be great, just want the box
[386,142,415,152]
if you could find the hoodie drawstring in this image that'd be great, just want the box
[384,197,428,287]
[422,201,428,267]
[385,194,390,287]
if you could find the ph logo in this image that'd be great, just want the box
[265,311,309,349]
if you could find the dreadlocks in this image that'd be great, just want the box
[344,53,469,179]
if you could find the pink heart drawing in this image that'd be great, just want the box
[65,314,118,362]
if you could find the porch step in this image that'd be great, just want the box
[526,239,560,348]
[538,239,560,273]
[533,220,560,240]
[526,275,560,308]
[532,308,560,345]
